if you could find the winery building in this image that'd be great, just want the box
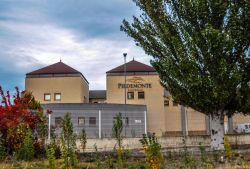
[25,60,250,138]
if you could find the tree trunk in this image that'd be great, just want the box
[210,113,225,150]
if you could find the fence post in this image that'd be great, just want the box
[144,111,147,134]
[99,110,101,139]
[181,105,188,136]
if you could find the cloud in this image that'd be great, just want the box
[43,0,138,39]
[0,20,150,90]
[0,0,151,92]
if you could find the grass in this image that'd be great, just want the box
[0,151,249,169]
[0,159,249,169]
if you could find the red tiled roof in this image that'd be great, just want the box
[26,62,89,83]
[106,60,156,73]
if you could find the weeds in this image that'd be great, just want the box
[79,129,87,152]
[112,113,124,168]
[46,143,56,169]
[140,133,163,169]
[224,136,232,161]
[93,144,101,169]
[181,138,195,169]
[199,142,213,169]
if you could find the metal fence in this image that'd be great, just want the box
[42,103,147,138]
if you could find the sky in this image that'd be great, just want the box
[0,0,151,92]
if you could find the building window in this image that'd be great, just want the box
[173,101,178,106]
[54,93,61,101]
[55,117,63,128]
[89,117,96,127]
[164,100,169,106]
[44,93,51,101]
[138,91,145,99]
[78,117,85,126]
[127,92,134,99]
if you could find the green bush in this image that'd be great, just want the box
[7,123,29,154]
[140,133,163,169]
[80,128,87,152]
[199,142,213,169]
[93,144,101,169]
[60,113,77,169]
[0,133,6,161]
[224,136,232,161]
[104,155,114,169]
[181,138,195,168]
[46,143,56,169]
[17,127,34,161]
[33,139,46,158]
[60,135,68,169]
[112,113,124,168]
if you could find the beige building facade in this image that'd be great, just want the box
[106,60,208,136]
[25,60,250,137]
[106,59,250,136]
[25,62,89,104]
[106,74,166,135]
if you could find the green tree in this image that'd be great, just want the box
[79,128,87,152]
[140,133,163,169]
[0,133,6,161]
[112,113,124,168]
[60,113,77,169]
[121,0,250,150]
[17,127,34,161]
[46,143,56,169]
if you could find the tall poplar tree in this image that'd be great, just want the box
[121,0,250,150]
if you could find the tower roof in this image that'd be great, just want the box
[106,60,156,73]
[26,61,89,83]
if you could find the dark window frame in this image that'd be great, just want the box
[54,93,61,101]
[127,92,134,100]
[164,100,170,106]
[44,93,51,101]
[138,91,145,99]
[78,117,85,126]
[89,117,96,127]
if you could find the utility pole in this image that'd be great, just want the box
[123,53,127,137]
[47,109,53,144]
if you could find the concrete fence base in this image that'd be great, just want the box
[78,134,250,152]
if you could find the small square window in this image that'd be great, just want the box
[54,93,61,101]
[164,100,169,106]
[78,117,85,126]
[173,101,178,106]
[89,117,96,127]
[55,117,63,128]
[138,92,145,99]
[44,93,51,101]
[245,125,248,129]
[127,92,134,99]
